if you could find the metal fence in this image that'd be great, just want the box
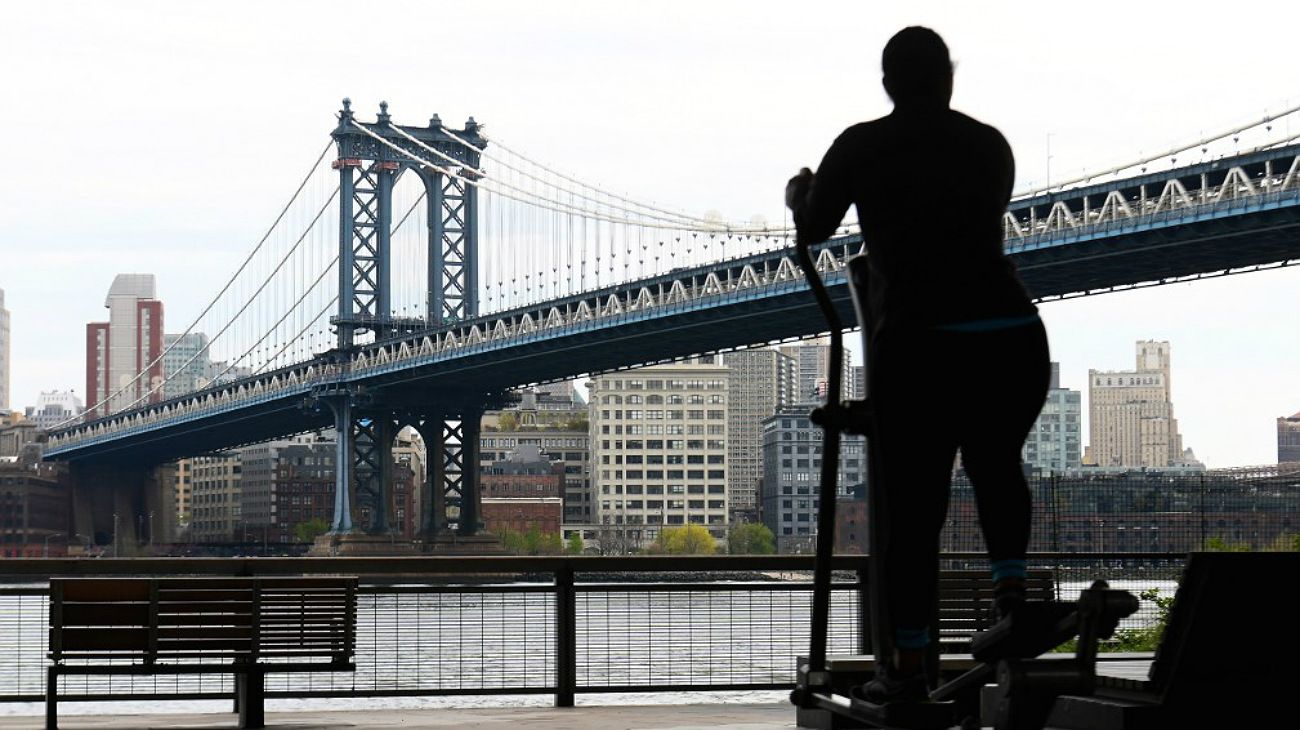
[0,553,1187,707]
[937,469,1300,554]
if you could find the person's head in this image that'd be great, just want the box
[881,26,953,106]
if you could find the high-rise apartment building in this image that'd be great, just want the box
[588,359,730,550]
[24,391,84,431]
[761,406,866,553]
[1088,341,1187,468]
[163,333,211,399]
[1279,412,1300,464]
[721,349,795,520]
[86,274,164,416]
[190,452,242,543]
[1022,363,1083,473]
[780,337,854,406]
[0,288,9,411]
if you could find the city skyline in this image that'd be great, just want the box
[2,1,1298,466]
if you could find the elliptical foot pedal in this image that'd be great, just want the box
[847,694,955,729]
[971,601,1077,663]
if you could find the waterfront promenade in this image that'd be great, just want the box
[4,702,796,729]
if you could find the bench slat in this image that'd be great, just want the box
[158,613,255,627]
[156,602,255,614]
[157,637,255,650]
[55,628,149,651]
[60,603,151,627]
[58,580,151,602]
[156,590,255,602]
[157,627,254,640]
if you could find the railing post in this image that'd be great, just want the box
[856,561,872,656]
[555,563,576,707]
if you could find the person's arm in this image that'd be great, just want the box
[786,132,856,246]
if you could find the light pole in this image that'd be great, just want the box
[1046,132,1055,189]
[148,511,155,548]
[112,513,119,557]
[43,532,63,558]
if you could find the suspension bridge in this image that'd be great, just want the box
[43,99,1300,544]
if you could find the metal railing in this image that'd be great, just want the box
[0,553,1186,707]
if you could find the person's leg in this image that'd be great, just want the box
[869,328,958,677]
[958,321,1050,614]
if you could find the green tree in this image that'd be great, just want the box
[496,411,519,431]
[566,532,584,555]
[1265,532,1300,552]
[496,526,565,555]
[1203,536,1251,552]
[728,522,776,554]
[293,517,330,543]
[1054,587,1174,654]
[652,524,717,555]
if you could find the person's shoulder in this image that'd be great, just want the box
[831,117,890,152]
[949,110,1010,146]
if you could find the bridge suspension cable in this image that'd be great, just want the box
[233,191,428,380]
[439,126,766,230]
[62,140,338,427]
[123,186,341,410]
[369,120,789,233]
[1017,101,1300,197]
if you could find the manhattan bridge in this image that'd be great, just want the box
[44,99,1300,546]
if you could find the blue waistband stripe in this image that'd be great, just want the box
[895,627,931,649]
[991,559,1028,583]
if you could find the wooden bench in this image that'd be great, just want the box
[936,568,1055,653]
[47,576,358,730]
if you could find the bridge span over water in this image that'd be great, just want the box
[43,102,1300,543]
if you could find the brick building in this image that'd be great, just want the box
[0,462,70,557]
[480,444,565,535]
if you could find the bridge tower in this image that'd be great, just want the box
[320,99,496,543]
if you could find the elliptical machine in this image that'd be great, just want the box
[788,239,1140,730]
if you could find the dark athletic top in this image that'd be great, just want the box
[794,103,1037,332]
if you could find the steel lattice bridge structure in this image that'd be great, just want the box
[45,100,1300,545]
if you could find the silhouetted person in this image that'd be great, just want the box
[786,26,1050,703]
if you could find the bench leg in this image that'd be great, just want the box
[237,669,265,729]
[45,667,58,730]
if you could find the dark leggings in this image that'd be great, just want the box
[869,319,1050,644]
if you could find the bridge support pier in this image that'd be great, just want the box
[408,394,511,545]
[412,404,485,538]
[353,414,396,535]
[67,462,171,555]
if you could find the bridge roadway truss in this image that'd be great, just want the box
[46,129,1300,543]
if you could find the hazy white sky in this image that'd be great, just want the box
[1,1,1297,466]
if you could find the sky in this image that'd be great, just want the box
[1,1,1297,467]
